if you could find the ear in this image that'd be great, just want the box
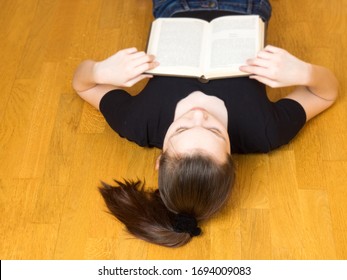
[155,154,162,170]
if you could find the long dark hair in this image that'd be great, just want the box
[99,152,235,247]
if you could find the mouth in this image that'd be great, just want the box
[190,107,207,112]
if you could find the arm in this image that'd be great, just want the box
[240,45,339,121]
[72,47,159,109]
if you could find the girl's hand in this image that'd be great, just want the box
[239,45,310,88]
[94,47,159,87]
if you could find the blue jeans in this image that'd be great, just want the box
[153,0,272,22]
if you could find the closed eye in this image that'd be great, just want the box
[173,126,226,142]
[208,127,222,135]
[175,127,189,134]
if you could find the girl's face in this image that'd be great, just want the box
[163,92,231,162]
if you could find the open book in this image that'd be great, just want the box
[146,15,264,80]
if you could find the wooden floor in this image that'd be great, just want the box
[0,0,346,260]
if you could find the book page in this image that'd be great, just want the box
[146,18,207,76]
[204,16,263,77]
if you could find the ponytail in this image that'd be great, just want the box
[99,152,235,247]
[99,180,193,247]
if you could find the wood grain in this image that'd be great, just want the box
[0,0,346,259]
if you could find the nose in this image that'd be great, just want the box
[191,109,208,125]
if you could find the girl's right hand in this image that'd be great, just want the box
[94,47,159,87]
[239,45,310,88]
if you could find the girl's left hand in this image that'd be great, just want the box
[94,47,159,87]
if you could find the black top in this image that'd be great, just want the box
[100,76,306,154]
[99,11,306,154]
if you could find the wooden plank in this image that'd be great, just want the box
[1,0,346,260]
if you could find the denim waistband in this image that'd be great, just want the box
[153,0,272,22]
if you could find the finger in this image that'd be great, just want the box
[123,47,138,54]
[131,54,156,67]
[263,45,283,54]
[148,60,160,69]
[129,51,149,60]
[239,65,271,76]
[132,61,159,76]
[245,57,271,68]
[256,50,273,60]
[239,65,253,73]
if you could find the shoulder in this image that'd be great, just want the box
[229,98,306,153]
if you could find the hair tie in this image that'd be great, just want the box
[173,213,201,237]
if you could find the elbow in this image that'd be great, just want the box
[72,72,83,98]
[326,68,339,103]
[331,76,339,103]
[71,59,96,98]
[71,80,79,97]
[72,86,83,101]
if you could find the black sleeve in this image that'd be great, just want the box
[98,87,171,148]
[266,98,307,150]
[99,89,140,141]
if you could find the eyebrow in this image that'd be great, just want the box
[171,127,227,142]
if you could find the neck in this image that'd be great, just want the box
[174,91,228,128]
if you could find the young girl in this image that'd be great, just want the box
[72,0,338,247]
